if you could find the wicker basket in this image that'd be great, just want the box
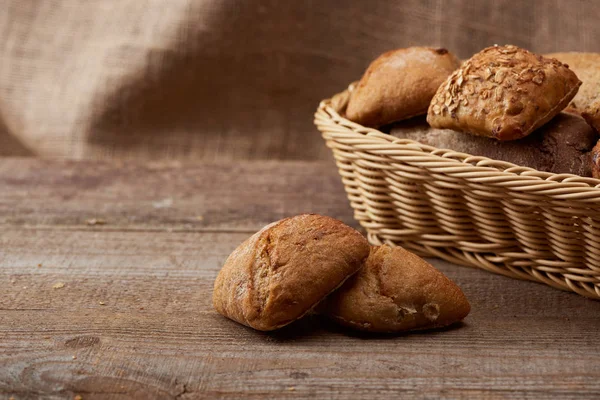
[315,84,600,300]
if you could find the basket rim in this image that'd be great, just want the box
[314,85,600,300]
[315,85,600,197]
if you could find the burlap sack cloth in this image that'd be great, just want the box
[1,1,599,161]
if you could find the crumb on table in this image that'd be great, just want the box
[86,218,106,226]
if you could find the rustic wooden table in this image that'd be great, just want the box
[1,158,599,399]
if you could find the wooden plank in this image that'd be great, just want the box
[1,159,599,398]
[0,158,354,231]
[1,228,599,399]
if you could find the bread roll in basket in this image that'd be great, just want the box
[314,81,600,300]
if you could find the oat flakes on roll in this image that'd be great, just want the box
[213,214,370,331]
[427,45,581,141]
[319,245,470,333]
[346,47,461,127]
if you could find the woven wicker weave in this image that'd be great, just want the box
[315,84,600,300]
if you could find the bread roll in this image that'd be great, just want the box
[391,113,597,176]
[346,47,460,127]
[213,214,370,331]
[545,52,600,114]
[590,139,600,179]
[427,45,581,141]
[582,98,600,134]
[319,245,470,333]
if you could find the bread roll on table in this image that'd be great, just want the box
[213,214,370,331]
[319,245,470,333]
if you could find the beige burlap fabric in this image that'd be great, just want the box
[1,0,599,161]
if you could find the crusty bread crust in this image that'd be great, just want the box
[346,47,460,128]
[319,245,470,333]
[582,97,600,134]
[427,45,581,141]
[591,137,600,179]
[546,52,600,114]
[213,214,370,331]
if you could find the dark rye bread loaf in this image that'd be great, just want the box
[390,113,598,177]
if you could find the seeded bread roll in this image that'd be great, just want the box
[213,214,370,331]
[391,113,597,177]
[545,52,600,114]
[319,245,470,333]
[427,45,581,141]
[346,47,461,128]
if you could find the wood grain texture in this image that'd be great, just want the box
[1,159,599,399]
[0,158,354,230]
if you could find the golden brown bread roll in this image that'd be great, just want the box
[427,45,581,141]
[346,47,461,128]
[213,214,370,331]
[545,52,600,114]
[582,98,600,134]
[591,139,600,179]
[319,245,470,333]
[391,113,597,177]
